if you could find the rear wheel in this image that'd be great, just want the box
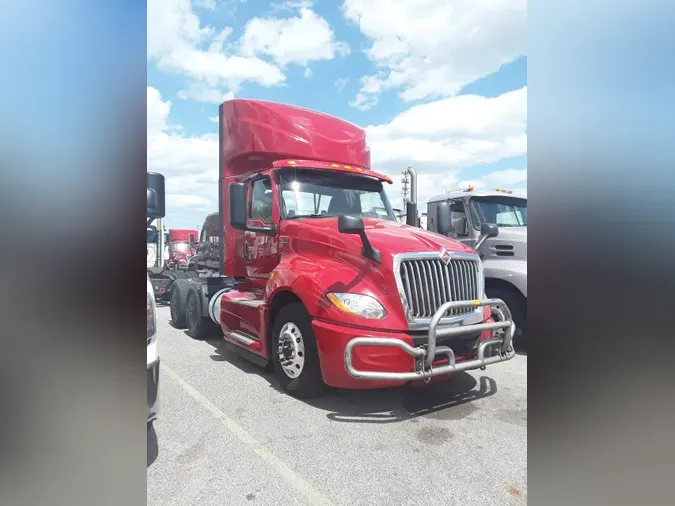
[169,280,188,328]
[271,303,324,398]
[185,285,218,340]
[486,286,527,349]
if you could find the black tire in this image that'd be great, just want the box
[169,279,189,328]
[271,303,325,398]
[185,285,218,340]
[486,286,527,348]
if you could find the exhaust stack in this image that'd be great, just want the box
[404,166,418,226]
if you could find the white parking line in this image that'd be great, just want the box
[162,364,336,506]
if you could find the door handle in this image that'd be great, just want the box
[244,242,249,258]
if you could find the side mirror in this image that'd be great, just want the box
[147,229,158,243]
[229,183,247,230]
[189,234,195,243]
[338,215,365,234]
[229,182,277,236]
[337,215,381,263]
[481,223,499,239]
[436,202,453,236]
[147,172,166,219]
[405,201,417,227]
[474,222,499,252]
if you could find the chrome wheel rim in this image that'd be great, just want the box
[277,322,305,379]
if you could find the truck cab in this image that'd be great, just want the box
[181,99,517,398]
[426,187,527,345]
[186,212,221,276]
[167,228,198,270]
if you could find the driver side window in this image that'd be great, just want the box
[249,177,273,224]
[449,200,468,237]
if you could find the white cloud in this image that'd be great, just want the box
[342,0,526,106]
[367,87,527,206]
[240,7,350,68]
[270,1,316,14]
[148,0,346,103]
[195,0,216,10]
[456,168,527,191]
[148,0,285,98]
[209,116,219,123]
[304,67,312,78]
[147,87,219,216]
[147,87,171,136]
[178,82,235,104]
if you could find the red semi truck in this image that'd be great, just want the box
[166,228,198,270]
[176,99,516,398]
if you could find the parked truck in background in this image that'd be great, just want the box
[166,228,198,271]
[426,187,527,345]
[169,212,220,327]
[171,99,516,398]
[147,222,197,302]
[147,172,165,428]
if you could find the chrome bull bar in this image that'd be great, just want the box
[344,299,516,382]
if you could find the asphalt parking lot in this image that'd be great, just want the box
[147,306,527,506]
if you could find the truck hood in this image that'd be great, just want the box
[282,217,476,262]
[279,218,479,330]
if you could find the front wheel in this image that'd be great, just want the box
[271,303,325,398]
[487,286,527,349]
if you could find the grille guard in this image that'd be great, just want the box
[344,299,516,382]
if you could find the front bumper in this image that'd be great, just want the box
[147,358,160,424]
[343,298,516,383]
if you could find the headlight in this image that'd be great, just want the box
[326,292,387,319]
[147,293,156,339]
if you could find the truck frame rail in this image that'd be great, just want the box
[344,299,516,381]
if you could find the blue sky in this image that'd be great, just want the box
[148,0,527,229]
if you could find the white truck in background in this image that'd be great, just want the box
[147,172,165,428]
[426,186,527,346]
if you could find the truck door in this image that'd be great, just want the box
[448,199,474,247]
[244,175,280,291]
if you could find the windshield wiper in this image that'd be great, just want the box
[285,214,330,220]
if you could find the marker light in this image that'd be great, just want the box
[326,293,387,319]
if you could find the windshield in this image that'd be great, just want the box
[469,197,527,228]
[278,169,395,221]
[170,242,191,253]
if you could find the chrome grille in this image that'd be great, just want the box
[398,256,480,319]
